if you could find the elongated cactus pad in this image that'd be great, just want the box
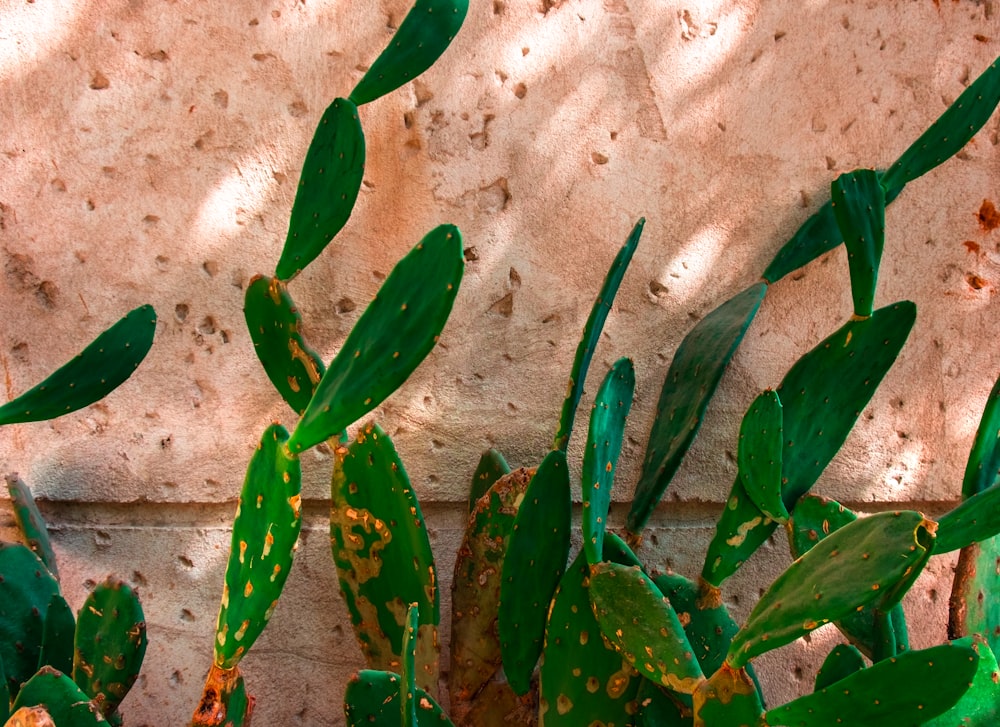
[275,97,365,279]
[950,535,1000,658]
[5,706,55,727]
[814,643,865,691]
[344,670,455,727]
[588,562,704,694]
[582,358,634,565]
[881,54,1000,197]
[727,511,934,669]
[736,389,787,523]
[0,305,156,426]
[554,219,642,453]
[243,276,325,415]
[330,423,439,695]
[936,482,1000,553]
[11,667,109,727]
[924,636,1000,727]
[349,0,469,107]
[963,374,1000,498]
[72,577,146,721]
[498,450,571,695]
[450,468,534,723]
[5,475,57,580]
[214,424,302,669]
[636,680,689,727]
[401,604,419,727]
[468,448,510,513]
[628,282,766,538]
[288,224,464,453]
[0,543,61,696]
[831,169,886,318]
[539,538,642,727]
[190,663,254,727]
[763,200,841,285]
[766,641,978,727]
[38,594,75,677]
[692,663,762,727]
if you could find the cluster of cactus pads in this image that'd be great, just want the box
[0,305,155,725]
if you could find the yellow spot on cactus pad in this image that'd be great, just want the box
[239,541,247,564]
[556,694,574,715]
[244,582,253,597]
[234,620,250,641]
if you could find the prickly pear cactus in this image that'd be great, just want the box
[11,667,109,727]
[467,449,510,513]
[691,664,762,727]
[4,475,58,580]
[830,168,886,319]
[343,670,455,727]
[38,593,75,677]
[190,663,254,727]
[813,643,865,691]
[4,706,56,727]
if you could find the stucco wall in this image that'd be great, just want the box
[1,0,999,724]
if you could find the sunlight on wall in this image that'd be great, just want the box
[0,0,81,81]
[192,152,285,248]
[657,224,729,299]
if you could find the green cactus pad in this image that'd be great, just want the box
[214,424,302,669]
[766,641,978,727]
[401,604,419,727]
[330,423,439,695]
[190,663,254,727]
[349,0,468,107]
[962,374,1000,499]
[11,667,109,727]
[72,577,146,720]
[0,305,156,426]
[936,482,1000,553]
[0,543,61,696]
[582,358,635,565]
[628,282,767,538]
[881,54,1000,198]
[468,448,510,513]
[924,636,1000,727]
[737,389,787,523]
[763,201,841,285]
[814,643,866,691]
[636,679,690,726]
[539,539,642,727]
[344,670,455,727]
[950,535,1000,658]
[588,562,704,695]
[275,97,365,280]
[831,169,886,318]
[5,475,58,581]
[701,474,777,588]
[243,276,326,415]
[288,224,464,453]
[554,219,642,453]
[449,467,533,717]
[728,511,934,669]
[498,449,572,695]
[691,664,762,727]
[788,494,909,661]
[38,594,74,676]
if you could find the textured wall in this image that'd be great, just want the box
[1,0,999,724]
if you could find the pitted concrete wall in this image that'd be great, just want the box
[0,1,998,724]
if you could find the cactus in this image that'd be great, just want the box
[692,663,762,727]
[813,644,865,690]
[736,389,786,523]
[467,449,510,513]
[924,636,1000,727]
[830,168,886,319]
[189,663,253,727]
[10,667,109,727]
[4,475,58,581]
[401,603,420,727]
[38,594,75,677]
[4,706,55,727]
[343,670,455,727]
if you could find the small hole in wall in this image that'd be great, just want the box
[175,304,189,322]
[793,666,803,681]
[180,608,195,622]
[170,670,183,687]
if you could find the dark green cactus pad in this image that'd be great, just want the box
[5,475,58,580]
[349,0,469,107]
[924,636,1000,727]
[628,282,767,538]
[401,604,419,727]
[727,511,934,669]
[814,644,865,691]
[12,667,109,727]
[468,448,510,513]
[636,679,690,726]
[830,169,885,318]
[38,594,75,676]
[762,201,841,285]
[214,424,302,669]
[765,641,979,727]
[881,54,1000,198]
[0,653,8,724]
[950,535,1000,658]
[736,389,787,523]
[498,449,571,695]
[936,482,1000,553]
[190,663,254,727]
[962,374,1000,499]
[243,276,326,415]
[0,542,61,696]
[539,539,642,727]
[700,475,777,588]
[554,219,642,453]
[0,305,156,426]
[275,97,365,280]
[72,577,147,720]
[588,562,704,695]
[582,358,635,565]
[788,495,909,661]
[344,670,455,727]
[288,224,464,453]
[330,423,439,696]
[691,664,762,727]
[449,467,533,717]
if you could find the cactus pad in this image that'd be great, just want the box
[498,450,571,695]
[700,475,777,588]
[330,423,439,695]
[814,643,865,691]
[275,97,366,280]
[344,670,455,727]
[692,664,762,727]
[962,374,1000,499]
[349,0,469,107]
[0,305,156,426]
[5,475,58,581]
[950,535,1000,659]
[936,483,1000,553]
[214,424,302,669]
[628,282,767,537]
[5,706,56,727]
[830,169,886,318]
[582,358,635,565]
[401,604,420,727]
[924,635,1000,727]
[243,276,326,415]
[736,389,787,523]
[38,594,75,677]
[467,448,510,513]
[11,667,109,727]
[190,663,254,727]
[288,224,464,453]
